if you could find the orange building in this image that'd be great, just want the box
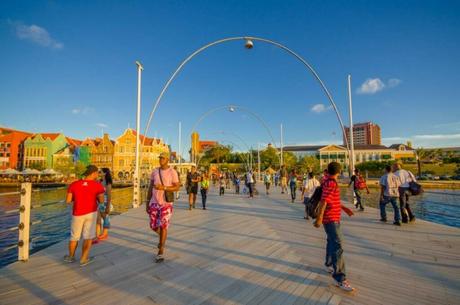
[199,140,218,152]
[0,130,32,170]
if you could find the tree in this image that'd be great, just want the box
[260,146,280,170]
[297,155,320,174]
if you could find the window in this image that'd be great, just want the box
[119,160,124,166]
[7,143,11,147]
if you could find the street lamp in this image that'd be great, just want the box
[133,60,143,208]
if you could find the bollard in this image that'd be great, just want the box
[18,182,31,262]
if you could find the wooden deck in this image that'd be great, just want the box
[1,186,459,305]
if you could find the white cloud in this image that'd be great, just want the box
[388,78,402,88]
[413,134,460,140]
[311,104,332,113]
[96,123,108,128]
[71,107,93,115]
[357,78,385,95]
[382,133,460,148]
[11,20,63,49]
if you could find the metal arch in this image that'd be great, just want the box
[183,104,279,163]
[143,36,350,154]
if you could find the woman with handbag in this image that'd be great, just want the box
[146,152,180,263]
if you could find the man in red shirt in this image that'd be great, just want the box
[64,165,105,266]
[314,162,355,292]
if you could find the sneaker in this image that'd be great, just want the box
[359,208,364,211]
[80,257,94,267]
[325,265,334,274]
[393,221,401,226]
[379,218,387,222]
[63,255,75,263]
[155,254,164,263]
[409,217,416,223]
[335,280,355,292]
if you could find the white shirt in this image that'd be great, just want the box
[395,169,416,188]
[379,172,401,197]
[303,177,320,198]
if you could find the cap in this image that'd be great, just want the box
[83,165,99,176]
[159,152,170,159]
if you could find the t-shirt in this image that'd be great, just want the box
[395,169,416,188]
[264,174,271,183]
[247,172,255,184]
[379,173,401,197]
[67,179,105,216]
[201,179,209,189]
[187,172,199,188]
[321,178,341,224]
[150,167,179,206]
[303,178,320,198]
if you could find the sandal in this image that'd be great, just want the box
[80,257,94,267]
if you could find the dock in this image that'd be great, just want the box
[0,187,459,305]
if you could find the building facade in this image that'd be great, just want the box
[0,130,31,170]
[113,129,169,180]
[23,133,68,169]
[344,122,381,146]
[81,133,114,170]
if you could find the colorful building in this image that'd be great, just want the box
[23,133,68,169]
[0,130,31,170]
[113,129,170,180]
[81,133,114,170]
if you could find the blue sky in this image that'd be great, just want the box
[1,0,459,154]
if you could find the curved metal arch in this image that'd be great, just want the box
[143,36,350,155]
[183,104,279,164]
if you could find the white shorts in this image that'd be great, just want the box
[70,212,97,241]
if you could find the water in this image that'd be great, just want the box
[1,186,459,268]
[0,186,138,268]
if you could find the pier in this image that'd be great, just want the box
[1,188,459,305]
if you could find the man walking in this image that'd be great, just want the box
[393,163,416,223]
[301,172,320,219]
[186,165,200,210]
[348,168,370,211]
[314,162,354,292]
[146,152,180,263]
[64,165,105,266]
[280,165,288,194]
[379,165,402,226]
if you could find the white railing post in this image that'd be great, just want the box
[18,182,32,262]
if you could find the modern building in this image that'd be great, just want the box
[282,143,415,171]
[0,130,31,170]
[344,122,381,146]
[113,128,169,180]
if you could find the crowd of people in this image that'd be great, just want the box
[63,153,419,293]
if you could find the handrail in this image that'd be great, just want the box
[0,191,21,197]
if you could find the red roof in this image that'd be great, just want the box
[38,133,61,141]
[131,129,155,146]
[0,130,31,142]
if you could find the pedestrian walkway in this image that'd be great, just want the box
[0,187,459,305]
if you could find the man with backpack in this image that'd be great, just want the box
[314,162,355,292]
[379,165,402,226]
[348,168,370,211]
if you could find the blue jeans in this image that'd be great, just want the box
[323,222,346,283]
[379,196,401,222]
[354,189,363,209]
[290,182,297,200]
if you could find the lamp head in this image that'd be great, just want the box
[229,106,235,112]
[244,39,254,49]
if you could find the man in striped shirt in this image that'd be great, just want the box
[314,162,355,292]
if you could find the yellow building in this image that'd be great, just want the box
[81,133,114,170]
[191,132,200,162]
[113,129,170,180]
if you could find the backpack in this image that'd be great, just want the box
[354,175,367,190]
[306,186,323,219]
[307,179,339,219]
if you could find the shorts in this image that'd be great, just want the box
[98,204,111,229]
[281,177,288,187]
[189,186,198,194]
[148,202,173,230]
[70,212,97,241]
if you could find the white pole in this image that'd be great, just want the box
[18,182,31,261]
[133,61,143,208]
[347,74,355,176]
[280,123,284,167]
[258,143,261,181]
[178,121,182,166]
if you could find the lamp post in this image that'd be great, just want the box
[143,36,351,160]
[347,75,355,176]
[133,60,143,208]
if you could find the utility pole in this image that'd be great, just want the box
[257,143,261,181]
[133,61,143,208]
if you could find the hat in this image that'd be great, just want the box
[83,165,99,176]
[159,152,170,159]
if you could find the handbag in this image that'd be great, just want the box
[409,181,423,196]
[158,169,175,203]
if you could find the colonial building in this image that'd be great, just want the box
[282,143,415,171]
[0,130,31,170]
[23,133,68,169]
[113,129,169,180]
[81,133,114,170]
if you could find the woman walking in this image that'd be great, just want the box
[200,172,210,209]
